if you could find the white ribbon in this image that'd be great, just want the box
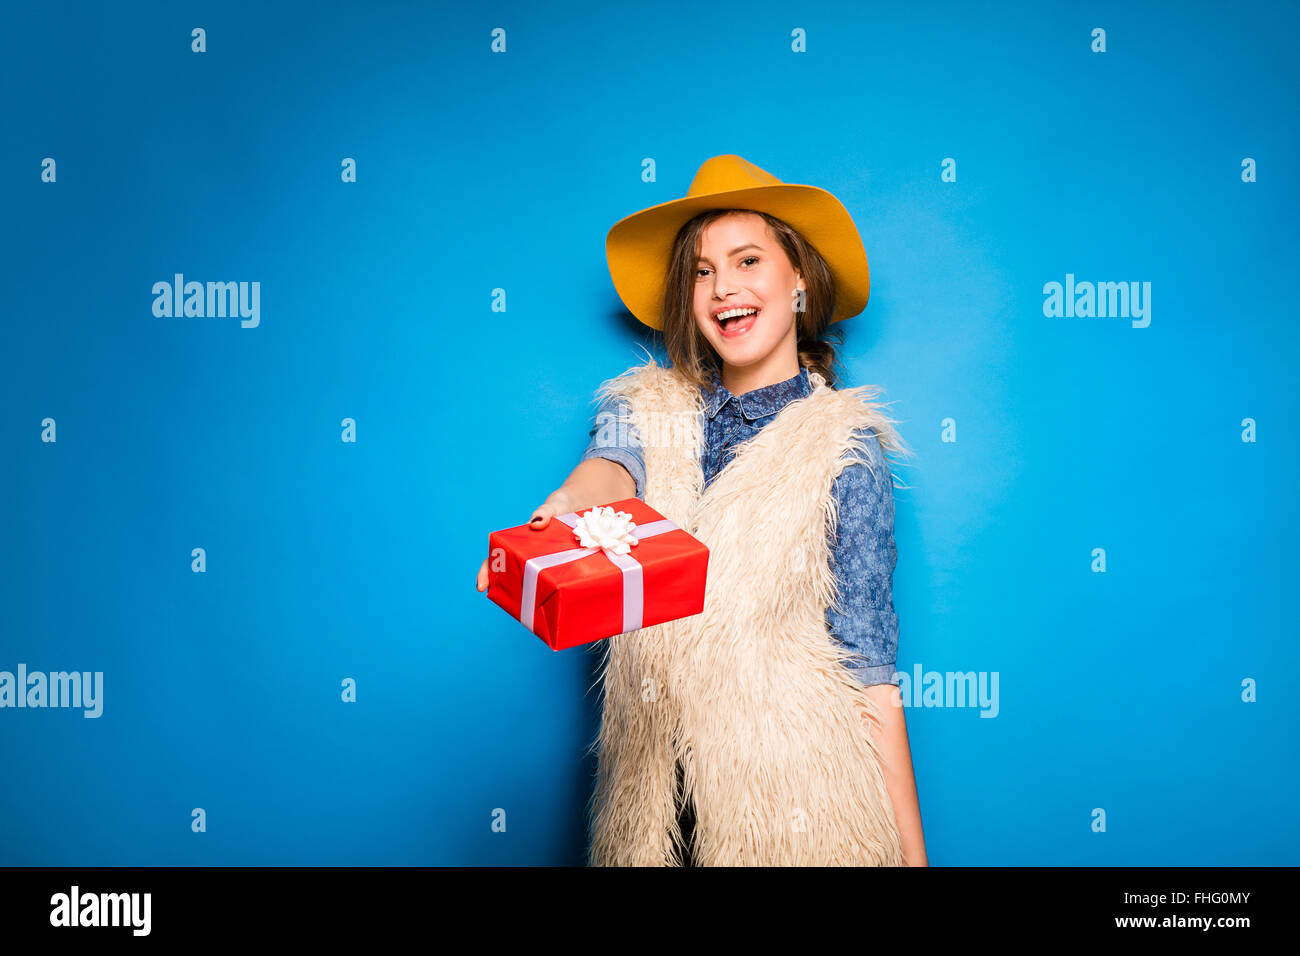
[520,509,680,636]
[572,504,640,554]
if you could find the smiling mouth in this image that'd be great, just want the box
[714,308,760,337]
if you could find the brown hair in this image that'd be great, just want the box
[659,209,846,394]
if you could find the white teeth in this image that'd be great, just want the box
[716,307,758,321]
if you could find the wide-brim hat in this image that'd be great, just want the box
[606,154,870,331]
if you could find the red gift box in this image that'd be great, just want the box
[486,498,709,650]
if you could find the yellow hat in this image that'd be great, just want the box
[605,154,870,331]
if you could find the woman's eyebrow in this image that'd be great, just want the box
[697,243,763,265]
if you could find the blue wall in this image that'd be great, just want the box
[2,0,1295,865]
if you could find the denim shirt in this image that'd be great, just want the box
[580,365,901,687]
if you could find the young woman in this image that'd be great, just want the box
[477,155,927,866]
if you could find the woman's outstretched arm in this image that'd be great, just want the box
[541,456,637,521]
[476,386,644,599]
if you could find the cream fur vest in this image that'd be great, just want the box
[585,357,909,866]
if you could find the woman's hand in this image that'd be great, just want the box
[476,488,578,593]
[475,458,634,593]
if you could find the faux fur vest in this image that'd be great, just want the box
[585,357,909,866]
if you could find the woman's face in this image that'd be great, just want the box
[693,212,804,374]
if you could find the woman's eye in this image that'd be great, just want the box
[696,258,755,278]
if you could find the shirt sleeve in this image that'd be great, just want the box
[579,391,647,501]
[825,426,901,687]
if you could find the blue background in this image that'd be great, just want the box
[2,0,1296,865]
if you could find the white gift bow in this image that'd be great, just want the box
[520,511,680,636]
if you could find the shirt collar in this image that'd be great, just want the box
[702,366,814,421]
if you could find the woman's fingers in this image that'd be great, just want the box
[481,501,566,592]
[479,505,549,593]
